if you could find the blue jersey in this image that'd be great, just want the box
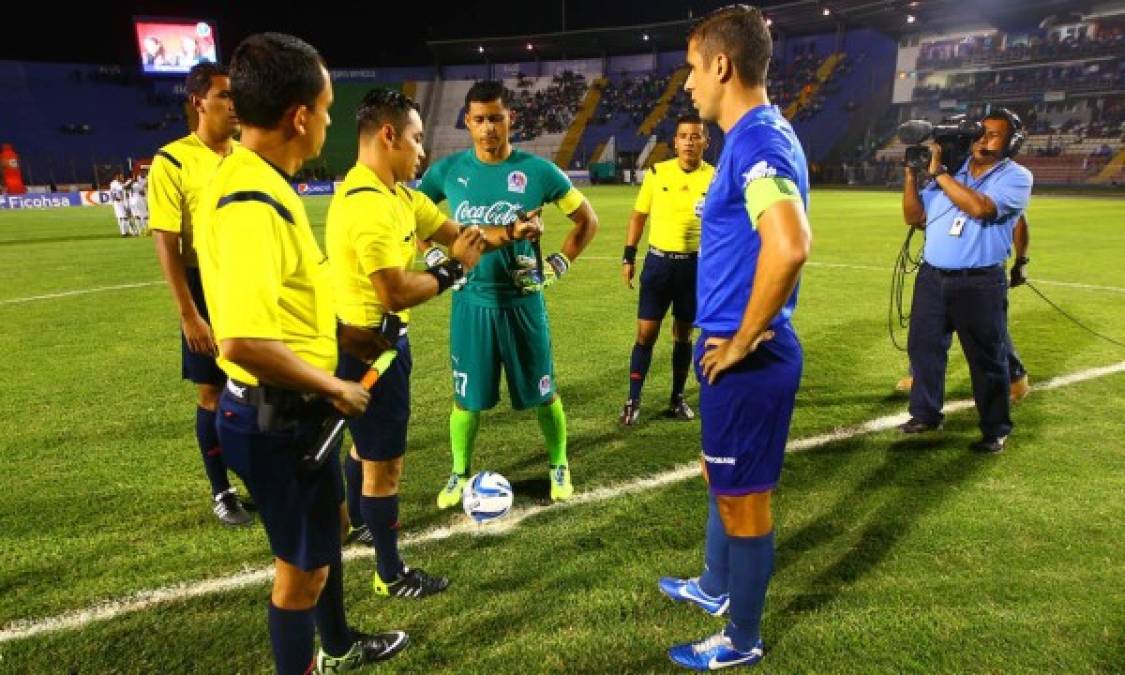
[696,105,810,335]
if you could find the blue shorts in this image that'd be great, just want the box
[336,334,411,462]
[695,323,802,496]
[638,251,697,323]
[181,267,226,386]
[217,385,344,571]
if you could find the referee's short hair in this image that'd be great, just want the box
[185,62,227,99]
[675,112,707,134]
[356,88,420,137]
[230,33,326,129]
[688,5,772,88]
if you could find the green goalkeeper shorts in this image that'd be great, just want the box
[449,292,557,411]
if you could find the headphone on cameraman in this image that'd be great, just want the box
[984,107,1026,158]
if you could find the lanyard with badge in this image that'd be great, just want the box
[932,159,1009,238]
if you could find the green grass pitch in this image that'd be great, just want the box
[1,187,1123,673]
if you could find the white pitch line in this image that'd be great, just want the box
[2,359,1122,645]
[584,257,1125,293]
[0,281,163,306]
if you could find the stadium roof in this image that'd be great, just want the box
[427,0,1108,64]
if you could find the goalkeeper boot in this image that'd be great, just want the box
[314,629,410,673]
[666,395,696,421]
[373,566,450,599]
[619,399,640,426]
[549,464,574,502]
[668,631,764,671]
[658,576,730,617]
[212,488,252,527]
[436,473,468,509]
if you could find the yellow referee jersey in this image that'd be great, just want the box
[147,133,238,268]
[326,163,446,328]
[633,158,714,253]
[195,147,336,385]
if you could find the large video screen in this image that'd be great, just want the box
[134,19,219,75]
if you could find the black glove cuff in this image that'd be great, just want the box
[426,259,465,294]
[623,245,637,265]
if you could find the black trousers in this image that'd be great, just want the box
[907,263,1013,439]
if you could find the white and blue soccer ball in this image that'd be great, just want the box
[463,470,514,523]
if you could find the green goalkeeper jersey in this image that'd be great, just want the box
[419,148,585,307]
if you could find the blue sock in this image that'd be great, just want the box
[725,530,775,652]
[361,495,404,581]
[267,602,315,675]
[196,407,230,496]
[671,340,692,401]
[629,343,654,402]
[314,562,353,657]
[344,453,363,531]
[698,493,729,597]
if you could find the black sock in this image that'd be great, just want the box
[629,343,654,402]
[314,562,353,657]
[267,602,315,675]
[361,495,404,581]
[344,453,363,530]
[196,407,230,496]
[671,340,692,401]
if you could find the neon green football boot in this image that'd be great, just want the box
[436,473,468,509]
[549,465,573,502]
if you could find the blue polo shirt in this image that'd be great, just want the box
[921,158,1033,269]
[696,105,810,335]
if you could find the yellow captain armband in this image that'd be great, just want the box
[554,187,586,216]
[743,177,802,229]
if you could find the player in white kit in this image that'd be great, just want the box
[109,172,136,236]
[129,171,149,235]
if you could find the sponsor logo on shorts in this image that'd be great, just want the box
[702,453,736,466]
[507,170,528,194]
[538,375,552,396]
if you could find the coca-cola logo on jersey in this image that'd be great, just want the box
[453,200,524,225]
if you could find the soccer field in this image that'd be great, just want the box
[1,186,1123,674]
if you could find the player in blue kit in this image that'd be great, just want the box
[657,6,812,670]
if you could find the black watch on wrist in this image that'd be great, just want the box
[1015,256,1029,265]
[931,165,948,178]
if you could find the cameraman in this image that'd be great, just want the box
[899,110,1033,453]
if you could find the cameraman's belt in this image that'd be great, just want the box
[225,379,316,410]
[929,263,1002,277]
[649,247,697,260]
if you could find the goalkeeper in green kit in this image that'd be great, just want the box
[418,80,599,506]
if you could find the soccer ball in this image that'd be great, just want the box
[462,471,514,523]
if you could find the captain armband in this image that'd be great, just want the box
[743,177,803,228]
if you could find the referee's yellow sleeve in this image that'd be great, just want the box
[352,206,406,276]
[147,154,183,233]
[411,189,446,242]
[633,170,655,214]
[212,202,284,340]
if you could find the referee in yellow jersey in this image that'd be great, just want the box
[195,34,407,674]
[620,113,713,425]
[148,62,252,526]
[327,88,539,600]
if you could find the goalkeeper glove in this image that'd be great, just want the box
[511,252,571,295]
